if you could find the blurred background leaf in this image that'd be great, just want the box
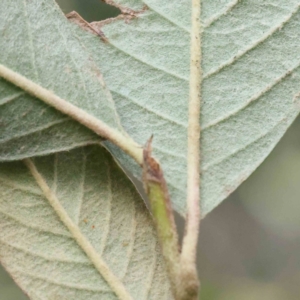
[0,266,28,300]
[1,1,300,299]
[198,116,300,300]
[57,0,119,21]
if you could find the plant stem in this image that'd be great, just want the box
[142,138,180,298]
[0,64,143,166]
[180,0,202,297]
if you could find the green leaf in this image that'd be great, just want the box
[69,0,300,215]
[0,145,172,300]
[0,0,124,160]
[2,0,300,217]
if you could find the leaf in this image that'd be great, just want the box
[0,0,126,160]
[67,0,300,215]
[2,0,300,216]
[0,145,172,300]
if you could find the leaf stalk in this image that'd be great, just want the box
[142,138,181,298]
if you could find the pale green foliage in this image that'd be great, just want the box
[0,146,171,299]
[1,0,300,298]
[72,0,300,215]
[2,0,300,216]
[0,0,122,160]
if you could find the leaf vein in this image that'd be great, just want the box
[75,152,86,225]
[15,269,112,293]
[0,92,25,105]
[143,1,190,33]
[111,90,187,128]
[0,177,43,196]
[0,140,100,162]
[203,0,240,28]
[143,238,157,300]
[204,3,300,79]
[203,64,299,130]
[108,41,188,82]
[24,159,133,300]
[0,209,71,238]
[121,202,136,280]
[0,238,90,265]
[100,160,113,255]
[202,112,296,171]
[23,0,39,82]
[0,118,69,144]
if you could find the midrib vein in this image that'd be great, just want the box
[24,158,134,300]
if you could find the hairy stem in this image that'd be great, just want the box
[0,64,143,165]
[180,0,202,297]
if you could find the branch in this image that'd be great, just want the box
[0,64,143,166]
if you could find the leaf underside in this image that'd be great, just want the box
[0,0,124,159]
[0,145,172,300]
[1,0,300,217]
[1,0,300,299]
[86,0,300,216]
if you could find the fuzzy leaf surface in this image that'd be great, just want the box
[1,0,300,216]
[70,0,300,215]
[0,145,171,300]
[0,0,124,160]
